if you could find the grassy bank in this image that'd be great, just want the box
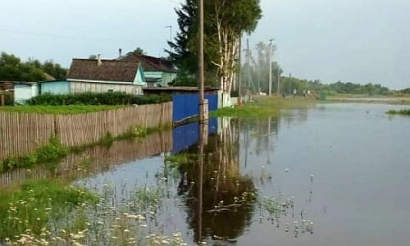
[387,109,410,116]
[0,105,127,114]
[211,96,316,118]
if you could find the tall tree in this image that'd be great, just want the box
[167,0,262,92]
[0,52,45,81]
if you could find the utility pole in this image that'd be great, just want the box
[164,25,172,43]
[246,39,251,89]
[268,39,273,96]
[198,0,206,122]
[277,67,280,96]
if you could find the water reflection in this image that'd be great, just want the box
[0,130,172,187]
[176,118,256,243]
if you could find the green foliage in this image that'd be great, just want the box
[24,92,171,106]
[0,91,14,105]
[40,60,68,80]
[98,132,114,147]
[164,153,198,171]
[0,52,67,82]
[36,138,68,168]
[0,104,126,114]
[0,138,67,172]
[167,0,262,89]
[387,109,410,116]
[277,77,391,96]
[0,179,97,240]
[211,97,315,118]
[132,126,148,138]
[399,88,410,95]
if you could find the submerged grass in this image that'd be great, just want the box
[387,109,410,116]
[211,96,316,118]
[0,105,127,114]
[0,179,98,241]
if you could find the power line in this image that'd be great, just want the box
[0,28,141,43]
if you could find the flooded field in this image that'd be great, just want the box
[72,103,410,246]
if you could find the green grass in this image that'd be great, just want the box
[0,179,98,240]
[0,138,68,172]
[0,105,127,114]
[387,109,410,116]
[211,96,316,118]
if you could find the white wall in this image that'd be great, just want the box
[14,84,38,104]
[70,82,143,95]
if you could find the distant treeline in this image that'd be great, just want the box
[278,77,391,96]
[0,52,67,82]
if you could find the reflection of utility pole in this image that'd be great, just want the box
[197,121,205,244]
[267,117,272,165]
[238,36,242,104]
[268,39,274,96]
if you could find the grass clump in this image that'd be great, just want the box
[0,138,67,172]
[211,96,315,118]
[387,109,410,116]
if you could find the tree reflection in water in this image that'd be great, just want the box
[173,118,257,243]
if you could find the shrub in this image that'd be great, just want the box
[26,92,171,106]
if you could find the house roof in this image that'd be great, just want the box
[67,59,139,82]
[0,81,14,90]
[119,53,176,73]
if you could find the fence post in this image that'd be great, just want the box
[0,94,4,106]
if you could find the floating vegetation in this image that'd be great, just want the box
[387,109,410,116]
[257,195,314,237]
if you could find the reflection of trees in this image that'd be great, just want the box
[282,108,309,128]
[176,119,256,242]
[239,117,279,158]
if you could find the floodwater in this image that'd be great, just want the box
[78,103,410,246]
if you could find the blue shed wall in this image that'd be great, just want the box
[41,81,70,94]
[172,94,218,122]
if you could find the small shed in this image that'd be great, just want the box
[14,82,39,104]
[40,80,70,94]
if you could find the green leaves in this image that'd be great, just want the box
[168,0,262,90]
[0,52,67,82]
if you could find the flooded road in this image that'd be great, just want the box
[78,103,410,246]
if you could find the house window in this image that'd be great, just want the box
[135,88,140,95]
[107,88,114,92]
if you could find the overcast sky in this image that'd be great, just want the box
[1,0,409,89]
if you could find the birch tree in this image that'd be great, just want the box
[167,0,262,93]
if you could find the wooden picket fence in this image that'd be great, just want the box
[0,130,173,188]
[0,102,172,161]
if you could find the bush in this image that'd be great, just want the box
[0,138,67,172]
[0,91,14,106]
[25,92,171,106]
